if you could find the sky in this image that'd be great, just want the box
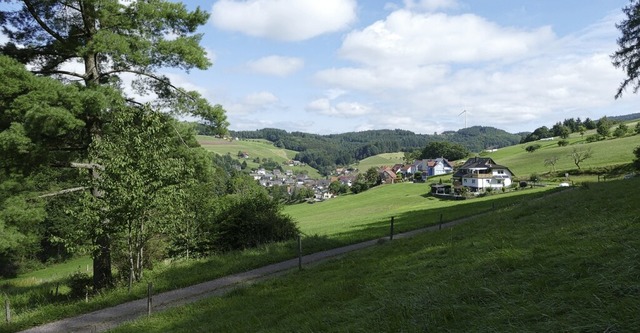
[4,0,640,135]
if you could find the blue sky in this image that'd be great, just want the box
[7,0,638,135]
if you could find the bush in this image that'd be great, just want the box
[213,193,299,251]
[586,134,600,143]
[557,139,569,147]
[67,271,92,299]
[525,144,541,153]
[634,146,640,170]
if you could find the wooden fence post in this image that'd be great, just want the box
[297,234,303,271]
[389,217,395,240]
[4,298,9,324]
[147,282,153,317]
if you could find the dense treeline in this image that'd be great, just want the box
[227,127,521,175]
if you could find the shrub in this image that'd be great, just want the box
[67,271,92,299]
[585,134,600,143]
[213,193,299,252]
[634,146,640,170]
[557,139,569,147]
[525,144,541,153]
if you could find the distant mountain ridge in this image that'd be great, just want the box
[228,126,522,175]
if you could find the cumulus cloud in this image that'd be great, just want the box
[227,91,280,115]
[339,10,555,67]
[306,98,372,117]
[246,55,304,76]
[403,0,460,11]
[210,0,357,41]
[310,7,637,134]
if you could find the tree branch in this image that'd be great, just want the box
[23,0,67,43]
[32,69,86,79]
[38,187,87,198]
[71,162,105,171]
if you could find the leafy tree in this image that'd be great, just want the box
[613,123,629,138]
[557,140,569,147]
[596,117,612,138]
[364,167,381,186]
[1,0,228,289]
[578,125,587,138]
[329,181,348,195]
[583,118,597,130]
[612,0,640,98]
[569,147,593,170]
[636,122,640,135]
[634,146,640,170]
[350,174,369,194]
[551,123,570,139]
[420,141,469,161]
[86,107,204,283]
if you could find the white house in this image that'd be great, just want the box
[415,158,454,176]
[452,157,514,191]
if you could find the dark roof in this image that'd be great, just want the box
[453,157,515,177]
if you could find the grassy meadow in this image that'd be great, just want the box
[197,136,322,178]
[112,177,640,332]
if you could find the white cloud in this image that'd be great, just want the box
[339,10,555,67]
[246,55,304,76]
[306,98,372,117]
[210,0,357,41]
[403,0,460,12]
[309,8,638,134]
[227,91,280,115]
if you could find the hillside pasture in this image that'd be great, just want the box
[482,132,640,180]
[354,152,405,171]
[197,136,322,178]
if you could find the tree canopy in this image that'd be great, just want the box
[613,0,640,98]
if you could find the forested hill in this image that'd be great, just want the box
[226,126,521,175]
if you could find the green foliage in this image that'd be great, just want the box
[420,141,470,160]
[635,122,640,135]
[634,146,640,170]
[525,144,541,152]
[213,192,299,252]
[614,123,629,138]
[329,181,348,195]
[67,272,92,300]
[613,0,640,98]
[557,139,569,147]
[596,117,612,137]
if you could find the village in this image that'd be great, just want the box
[249,156,515,202]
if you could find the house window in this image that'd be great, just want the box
[472,179,476,184]
[497,170,504,174]
[497,180,502,184]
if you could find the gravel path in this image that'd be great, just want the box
[18,206,503,333]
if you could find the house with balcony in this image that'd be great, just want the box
[452,157,514,191]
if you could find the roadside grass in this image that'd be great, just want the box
[196,136,322,178]
[111,177,640,333]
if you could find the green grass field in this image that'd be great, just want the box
[355,152,405,171]
[112,177,640,332]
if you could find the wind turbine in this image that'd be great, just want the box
[458,110,467,128]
